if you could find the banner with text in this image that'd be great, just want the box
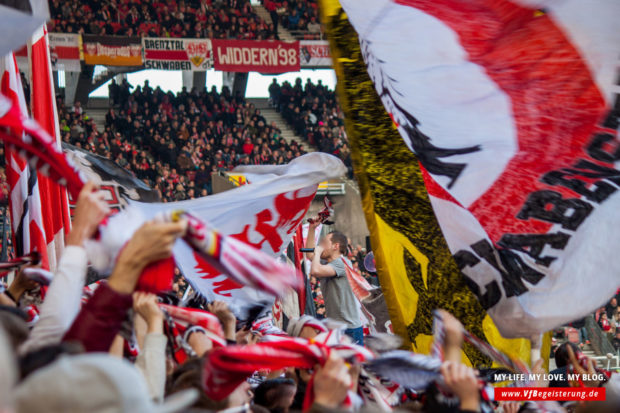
[83,35,142,66]
[143,37,213,71]
[334,0,620,337]
[212,40,299,73]
[15,33,81,72]
[300,40,331,67]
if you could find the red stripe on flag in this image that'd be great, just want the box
[14,46,27,57]
[293,225,305,315]
[144,50,189,61]
[53,46,80,60]
[29,27,72,269]
[396,0,606,242]
[1,54,50,269]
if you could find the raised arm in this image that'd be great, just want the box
[304,220,320,261]
[19,182,110,355]
[63,219,186,352]
[310,246,337,279]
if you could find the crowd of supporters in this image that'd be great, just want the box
[57,79,308,202]
[1,196,618,413]
[1,93,620,413]
[268,78,352,177]
[48,0,276,40]
[554,293,620,371]
[593,296,620,351]
[263,0,322,39]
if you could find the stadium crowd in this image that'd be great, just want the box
[0,191,617,412]
[0,88,618,413]
[595,296,620,351]
[58,79,308,201]
[263,0,322,38]
[268,78,352,177]
[554,294,620,356]
[48,0,276,40]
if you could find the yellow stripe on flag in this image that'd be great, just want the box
[320,0,550,370]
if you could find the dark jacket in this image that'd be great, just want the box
[63,283,133,352]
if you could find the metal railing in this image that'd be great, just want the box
[316,182,345,195]
[288,30,325,40]
[591,353,620,370]
[585,315,616,356]
[220,172,346,195]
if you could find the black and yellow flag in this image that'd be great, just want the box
[319,0,549,368]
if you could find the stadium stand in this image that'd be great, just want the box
[268,77,352,177]
[48,0,276,39]
[261,0,322,40]
[58,80,308,201]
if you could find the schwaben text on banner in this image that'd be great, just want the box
[142,37,213,71]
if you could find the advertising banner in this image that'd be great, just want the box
[212,39,299,73]
[143,37,213,71]
[300,40,331,67]
[15,33,81,72]
[83,35,142,66]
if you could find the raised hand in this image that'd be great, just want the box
[108,220,187,294]
[132,292,164,333]
[440,361,481,411]
[208,300,236,341]
[67,181,111,247]
[313,353,352,409]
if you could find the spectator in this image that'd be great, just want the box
[569,317,589,348]
[57,81,307,202]
[305,223,363,345]
[307,16,321,35]
[549,342,579,388]
[270,78,353,177]
[599,312,612,332]
[264,0,322,39]
[253,378,297,412]
[606,297,618,319]
[263,0,280,38]
[287,9,300,30]
[48,0,275,40]
[613,331,620,351]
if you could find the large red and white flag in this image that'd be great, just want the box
[132,153,346,310]
[339,0,620,336]
[0,53,49,266]
[28,26,72,271]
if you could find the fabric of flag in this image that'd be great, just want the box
[0,0,48,57]
[340,256,391,334]
[0,53,49,267]
[330,0,620,338]
[0,69,85,196]
[28,25,72,272]
[292,225,307,315]
[132,153,346,311]
[319,0,549,368]
[62,143,161,209]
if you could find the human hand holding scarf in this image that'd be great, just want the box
[107,220,187,295]
[312,353,352,409]
[66,182,110,247]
